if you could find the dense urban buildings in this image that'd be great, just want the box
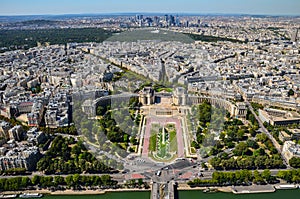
[0,13,300,197]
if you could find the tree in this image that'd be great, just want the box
[198,101,212,126]
[256,133,268,142]
[253,170,265,185]
[246,139,259,149]
[253,148,266,157]
[289,157,300,168]
[233,142,249,156]
[222,158,238,170]
[0,175,117,191]
[65,175,74,187]
[249,128,257,137]
[237,157,254,169]
[247,112,257,125]
[138,178,144,187]
[73,174,80,185]
[196,133,204,144]
[191,141,200,149]
[71,145,81,156]
[236,129,246,140]
[39,176,53,187]
[261,169,271,181]
[210,157,222,170]
[288,89,295,97]
[101,175,112,186]
[277,170,293,182]
[54,176,65,186]
[97,106,106,116]
[123,134,129,142]
[130,137,137,145]
[36,136,110,175]
[254,156,267,169]
[209,147,220,156]
[31,175,40,186]
[21,177,31,188]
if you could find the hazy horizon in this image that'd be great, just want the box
[1,0,300,16]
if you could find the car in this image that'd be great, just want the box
[156,170,161,176]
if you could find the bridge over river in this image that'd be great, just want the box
[151,181,177,199]
[149,169,181,199]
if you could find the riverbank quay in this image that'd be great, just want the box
[0,188,150,196]
[179,183,300,194]
[232,184,275,194]
[177,183,232,192]
[1,183,300,196]
[274,184,298,189]
[51,188,150,195]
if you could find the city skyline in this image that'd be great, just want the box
[1,1,300,197]
[1,0,300,16]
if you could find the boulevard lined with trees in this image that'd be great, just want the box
[0,174,117,191]
[188,169,300,187]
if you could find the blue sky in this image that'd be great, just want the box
[1,0,299,16]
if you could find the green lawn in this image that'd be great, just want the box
[148,123,178,161]
[169,131,177,152]
[149,123,160,152]
[149,134,157,152]
[156,88,173,93]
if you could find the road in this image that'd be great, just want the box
[245,100,289,167]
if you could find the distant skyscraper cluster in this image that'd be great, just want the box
[134,14,187,27]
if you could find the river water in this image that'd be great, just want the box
[43,189,300,199]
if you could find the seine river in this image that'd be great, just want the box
[43,189,300,199]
